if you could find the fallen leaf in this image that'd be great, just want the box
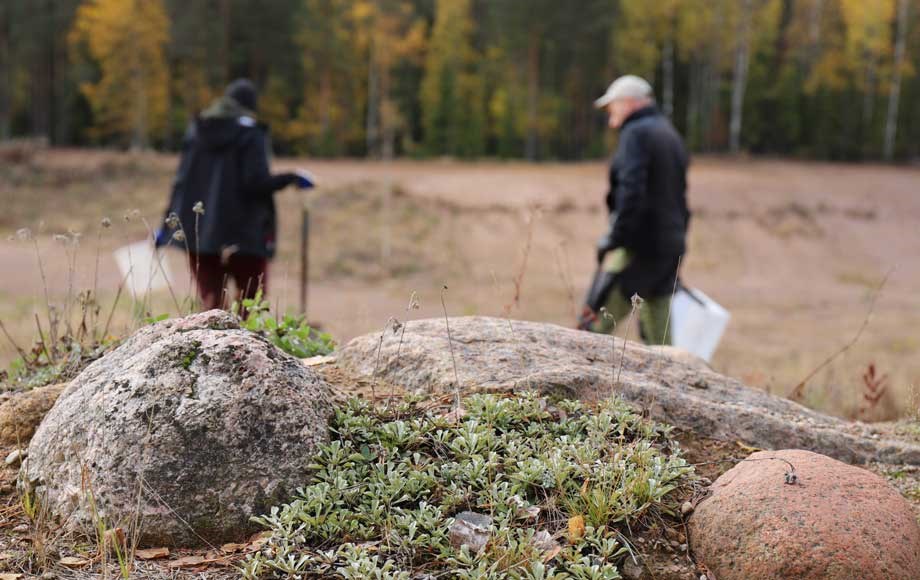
[136,547,170,560]
[568,515,585,543]
[220,543,247,554]
[518,505,540,520]
[0,574,22,580]
[542,544,562,562]
[248,531,272,550]
[103,527,126,554]
[168,555,206,568]
[60,556,91,567]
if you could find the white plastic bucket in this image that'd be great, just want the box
[670,286,730,362]
[112,241,175,296]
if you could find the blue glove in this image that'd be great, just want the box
[294,169,316,190]
[154,227,170,247]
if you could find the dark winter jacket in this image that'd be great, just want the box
[598,105,690,298]
[157,99,297,258]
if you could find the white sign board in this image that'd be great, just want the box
[113,241,175,296]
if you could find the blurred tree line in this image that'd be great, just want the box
[1,0,919,161]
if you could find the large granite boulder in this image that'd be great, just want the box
[688,449,920,579]
[336,316,920,465]
[22,310,336,546]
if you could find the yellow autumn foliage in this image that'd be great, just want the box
[69,0,170,148]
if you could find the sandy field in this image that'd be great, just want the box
[1,149,918,419]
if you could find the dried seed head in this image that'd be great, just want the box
[51,234,77,246]
[630,294,644,309]
[172,230,186,242]
[100,217,112,228]
[123,209,141,222]
[192,201,205,215]
[600,306,613,320]
[407,291,420,311]
[391,319,404,334]
[15,228,32,241]
[165,213,180,229]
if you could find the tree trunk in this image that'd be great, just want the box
[686,58,699,148]
[884,0,909,161]
[805,0,824,70]
[525,29,539,161]
[320,68,332,141]
[0,1,10,140]
[221,0,231,83]
[662,37,674,118]
[366,43,380,158]
[380,68,395,161]
[729,0,752,154]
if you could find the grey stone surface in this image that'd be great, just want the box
[337,316,920,465]
[23,310,336,546]
[449,511,492,553]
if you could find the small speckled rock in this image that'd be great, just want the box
[0,382,66,445]
[689,449,920,579]
[22,310,336,547]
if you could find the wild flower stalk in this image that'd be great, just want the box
[92,217,112,339]
[391,291,420,409]
[615,295,643,390]
[372,317,398,403]
[440,285,461,414]
[193,201,205,306]
[139,216,182,315]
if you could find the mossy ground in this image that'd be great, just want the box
[243,393,698,579]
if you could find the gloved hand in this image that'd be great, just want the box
[576,306,597,331]
[293,169,316,189]
[596,241,613,265]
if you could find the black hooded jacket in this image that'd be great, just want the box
[157,114,296,258]
[599,105,690,298]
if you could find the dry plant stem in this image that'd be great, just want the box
[372,318,396,403]
[30,238,55,345]
[102,271,130,340]
[661,255,683,345]
[194,212,201,295]
[441,286,461,412]
[140,217,182,316]
[392,291,419,409]
[789,266,895,400]
[0,319,29,361]
[504,205,538,314]
[615,299,642,390]
[140,482,219,551]
[553,241,578,319]
[92,227,105,335]
[63,236,79,339]
[34,313,55,365]
[492,271,524,390]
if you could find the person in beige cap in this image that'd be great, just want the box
[578,75,690,345]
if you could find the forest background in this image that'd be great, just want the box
[2,0,919,162]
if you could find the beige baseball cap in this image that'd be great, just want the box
[594,75,653,109]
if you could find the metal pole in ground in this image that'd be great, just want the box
[299,203,310,317]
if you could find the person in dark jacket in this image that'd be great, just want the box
[580,75,690,345]
[157,79,313,310]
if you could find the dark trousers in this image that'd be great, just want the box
[189,253,268,311]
